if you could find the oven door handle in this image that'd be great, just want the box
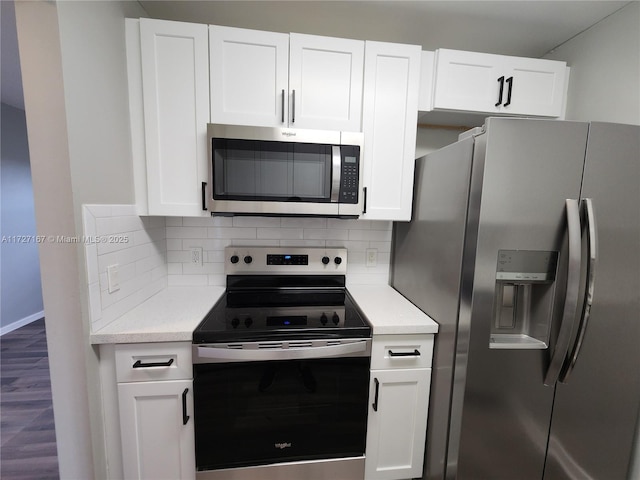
[196,340,369,362]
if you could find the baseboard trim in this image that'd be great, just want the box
[0,310,45,336]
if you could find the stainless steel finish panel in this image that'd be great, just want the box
[193,338,372,364]
[208,123,342,145]
[196,456,365,480]
[391,136,475,480]
[209,199,342,216]
[545,123,640,480]
[224,246,347,275]
[452,118,589,479]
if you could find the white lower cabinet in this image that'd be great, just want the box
[114,342,195,480]
[118,380,195,480]
[365,334,434,480]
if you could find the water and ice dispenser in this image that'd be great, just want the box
[490,250,559,349]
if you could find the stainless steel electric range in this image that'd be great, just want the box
[192,247,372,480]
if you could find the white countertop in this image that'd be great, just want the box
[90,286,225,344]
[90,283,438,344]
[348,285,439,335]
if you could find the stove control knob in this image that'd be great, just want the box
[332,313,340,325]
[334,256,343,265]
[320,313,328,325]
[231,318,240,328]
[244,317,253,328]
[322,256,330,265]
[230,255,239,264]
[244,255,253,264]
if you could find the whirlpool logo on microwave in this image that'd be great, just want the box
[275,442,292,450]
[281,131,296,137]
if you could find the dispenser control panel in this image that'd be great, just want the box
[496,250,558,283]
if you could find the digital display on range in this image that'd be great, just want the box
[266,316,307,326]
[267,254,308,265]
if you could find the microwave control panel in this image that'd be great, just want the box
[339,145,360,204]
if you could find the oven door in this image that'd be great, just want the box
[193,341,371,472]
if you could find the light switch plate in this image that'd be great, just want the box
[107,264,120,293]
[366,248,378,267]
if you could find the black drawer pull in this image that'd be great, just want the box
[182,388,190,425]
[132,358,174,369]
[388,349,421,357]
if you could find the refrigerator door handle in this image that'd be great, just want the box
[544,199,582,386]
[560,198,597,383]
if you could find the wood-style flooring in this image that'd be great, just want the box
[1,318,59,480]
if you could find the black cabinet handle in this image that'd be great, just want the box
[495,76,505,106]
[201,182,208,211]
[504,76,513,107]
[292,90,296,123]
[281,89,285,123]
[363,187,368,214]
[372,378,380,412]
[132,358,174,369]
[388,349,421,357]
[182,388,190,425]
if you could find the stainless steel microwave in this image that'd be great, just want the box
[205,124,363,217]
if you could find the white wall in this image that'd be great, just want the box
[14,1,146,478]
[0,103,44,333]
[544,1,640,125]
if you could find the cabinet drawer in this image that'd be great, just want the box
[370,334,434,370]
[115,342,192,383]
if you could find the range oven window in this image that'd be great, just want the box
[212,138,332,202]
[193,356,369,471]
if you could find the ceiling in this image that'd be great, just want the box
[1,0,631,111]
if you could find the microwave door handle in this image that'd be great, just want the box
[544,199,582,386]
[331,146,341,202]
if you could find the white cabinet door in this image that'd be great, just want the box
[505,56,567,117]
[210,26,289,127]
[361,41,421,221]
[139,18,209,216]
[289,33,364,131]
[118,379,195,480]
[365,368,431,480]
[433,49,503,113]
[432,49,566,118]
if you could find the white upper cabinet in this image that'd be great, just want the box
[210,28,364,131]
[431,49,567,118]
[129,18,210,216]
[210,26,289,128]
[289,33,364,131]
[361,41,421,221]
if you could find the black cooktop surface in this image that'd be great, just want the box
[193,275,371,343]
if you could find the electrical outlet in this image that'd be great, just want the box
[366,248,378,267]
[190,247,203,267]
[107,264,120,293]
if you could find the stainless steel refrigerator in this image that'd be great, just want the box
[391,117,640,480]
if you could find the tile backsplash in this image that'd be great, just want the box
[83,205,167,332]
[165,216,392,287]
[83,205,392,332]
